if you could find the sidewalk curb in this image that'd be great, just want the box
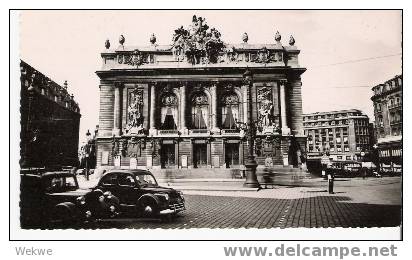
[164,186,259,192]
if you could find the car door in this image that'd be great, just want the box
[116,173,139,206]
[97,172,119,198]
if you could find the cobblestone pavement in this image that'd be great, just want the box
[82,177,401,229]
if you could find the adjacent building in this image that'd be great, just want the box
[303,109,372,161]
[95,16,306,172]
[371,75,402,172]
[20,60,81,169]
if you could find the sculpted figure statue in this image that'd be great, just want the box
[259,100,274,126]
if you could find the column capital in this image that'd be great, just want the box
[114,81,124,88]
[278,79,287,86]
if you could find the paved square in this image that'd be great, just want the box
[88,177,401,229]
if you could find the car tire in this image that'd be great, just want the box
[103,196,120,218]
[139,198,159,218]
[50,203,76,226]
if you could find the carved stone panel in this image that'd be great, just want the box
[257,87,275,128]
[126,88,145,134]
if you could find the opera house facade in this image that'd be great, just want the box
[95,16,307,174]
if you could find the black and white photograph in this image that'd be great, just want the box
[10,9,403,246]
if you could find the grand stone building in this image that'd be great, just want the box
[95,16,306,172]
[371,75,402,172]
[303,109,373,162]
[20,60,81,169]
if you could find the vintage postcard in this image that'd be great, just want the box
[10,10,402,242]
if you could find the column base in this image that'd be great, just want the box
[149,128,157,136]
[282,127,291,135]
[211,128,221,134]
[112,128,121,136]
[180,128,189,135]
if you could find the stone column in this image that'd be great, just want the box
[207,140,211,168]
[113,83,122,136]
[279,80,290,135]
[149,83,156,135]
[242,85,248,123]
[180,84,188,134]
[211,84,219,132]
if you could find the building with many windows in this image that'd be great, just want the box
[95,16,307,172]
[303,109,372,161]
[371,75,402,172]
[20,60,81,169]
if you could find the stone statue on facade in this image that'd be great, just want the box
[259,99,274,127]
[257,87,279,133]
[172,15,225,65]
[126,90,145,135]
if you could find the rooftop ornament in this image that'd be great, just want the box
[105,39,110,49]
[172,15,225,65]
[150,33,157,45]
[119,35,125,46]
[63,80,68,90]
[275,31,281,43]
[242,32,249,43]
[289,35,295,46]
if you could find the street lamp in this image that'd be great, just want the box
[241,69,260,188]
[85,129,92,180]
[373,144,380,174]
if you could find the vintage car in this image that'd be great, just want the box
[94,169,185,218]
[20,170,120,228]
[326,161,362,177]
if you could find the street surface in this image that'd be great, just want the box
[77,176,401,229]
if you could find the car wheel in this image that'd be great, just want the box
[139,198,159,218]
[50,204,75,226]
[104,196,120,218]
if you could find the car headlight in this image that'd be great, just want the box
[85,210,92,218]
[76,196,86,205]
[163,194,169,201]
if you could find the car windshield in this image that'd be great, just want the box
[44,175,78,193]
[135,173,158,187]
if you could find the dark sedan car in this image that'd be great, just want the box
[20,171,119,228]
[94,169,185,218]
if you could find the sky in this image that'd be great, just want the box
[19,10,402,144]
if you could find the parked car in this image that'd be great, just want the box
[380,163,402,176]
[75,168,94,175]
[20,170,120,228]
[94,169,185,219]
[326,161,362,177]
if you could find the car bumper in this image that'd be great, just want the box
[159,202,185,215]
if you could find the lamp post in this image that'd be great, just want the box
[360,150,366,179]
[373,144,380,174]
[241,69,260,188]
[85,129,92,181]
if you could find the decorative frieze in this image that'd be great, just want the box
[117,51,150,67]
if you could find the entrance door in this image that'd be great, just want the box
[160,144,175,168]
[225,143,239,168]
[193,144,207,168]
